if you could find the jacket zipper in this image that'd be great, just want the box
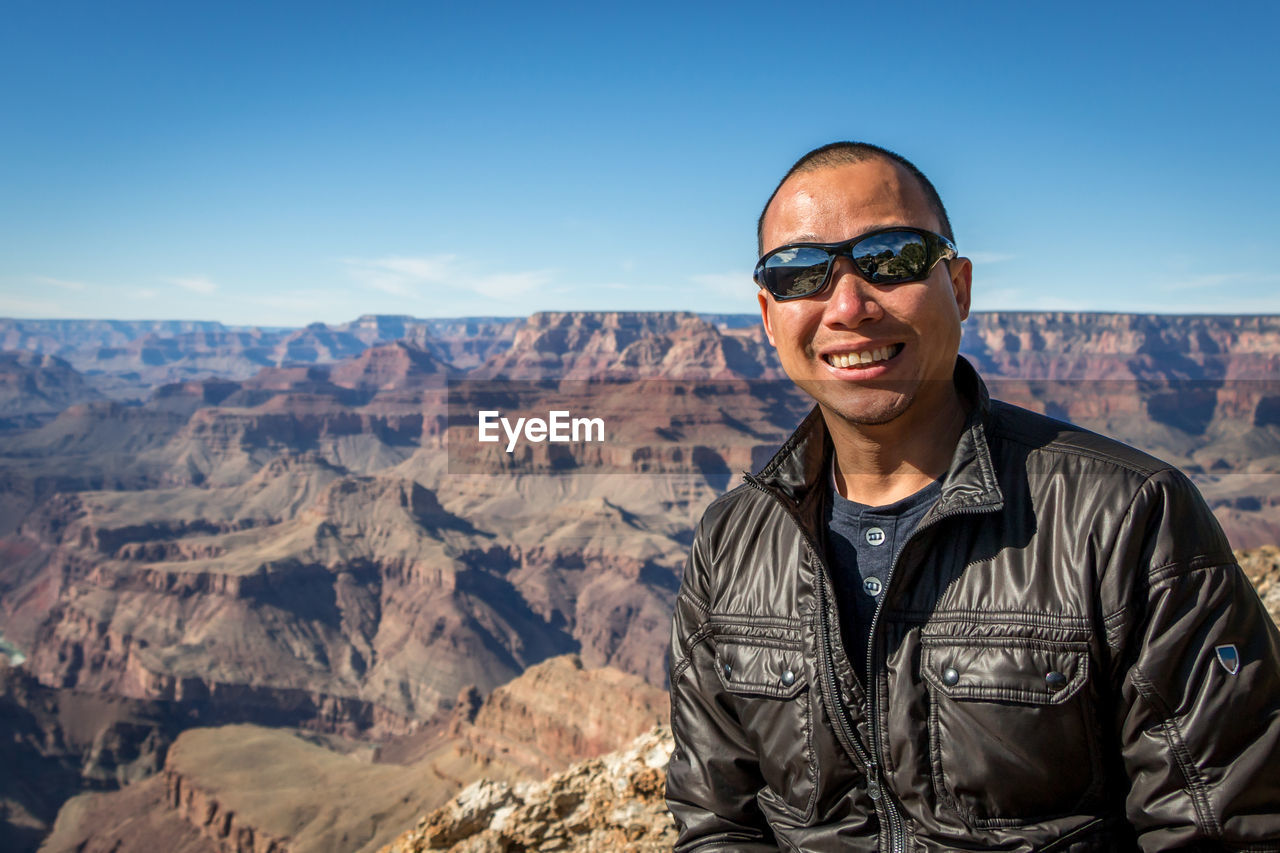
[744,477,882,834]
[863,502,994,853]
[750,473,996,853]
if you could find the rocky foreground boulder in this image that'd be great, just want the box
[1239,544,1280,624]
[381,726,676,853]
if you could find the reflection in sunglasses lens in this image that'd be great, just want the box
[853,232,927,283]
[768,248,831,297]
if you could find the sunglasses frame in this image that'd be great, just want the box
[754,227,957,301]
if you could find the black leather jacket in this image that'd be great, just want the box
[667,359,1280,852]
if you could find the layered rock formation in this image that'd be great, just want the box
[0,658,190,849]
[0,327,786,765]
[0,319,231,356]
[8,311,1279,391]
[39,655,667,853]
[438,655,668,778]
[3,310,1280,851]
[0,352,103,428]
[471,311,784,380]
[0,316,525,405]
[961,312,1280,380]
[1,431,695,739]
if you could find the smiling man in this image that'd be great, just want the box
[665,142,1280,851]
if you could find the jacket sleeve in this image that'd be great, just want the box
[1107,468,1280,851]
[666,516,778,852]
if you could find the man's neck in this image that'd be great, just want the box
[824,388,968,507]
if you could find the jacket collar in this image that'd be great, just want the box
[751,357,1005,517]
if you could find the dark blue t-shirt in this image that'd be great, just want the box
[825,467,941,678]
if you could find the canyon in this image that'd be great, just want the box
[1,310,1279,850]
[34,654,668,853]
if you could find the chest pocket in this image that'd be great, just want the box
[715,639,817,821]
[922,637,1103,827]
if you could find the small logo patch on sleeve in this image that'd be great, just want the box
[1215,644,1241,676]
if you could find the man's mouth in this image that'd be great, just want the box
[824,343,904,369]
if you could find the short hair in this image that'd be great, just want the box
[756,142,954,256]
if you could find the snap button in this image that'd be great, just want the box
[942,666,960,686]
[1046,670,1067,689]
[722,663,732,679]
[781,669,795,686]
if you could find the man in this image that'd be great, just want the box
[666,141,1280,851]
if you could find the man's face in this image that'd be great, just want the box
[757,158,972,430]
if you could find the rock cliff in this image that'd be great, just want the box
[0,657,189,849]
[472,311,783,380]
[380,726,676,853]
[442,655,668,777]
[3,310,1280,851]
[961,312,1280,379]
[0,352,103,428]
[38,656,666,853]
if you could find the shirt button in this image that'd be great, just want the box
[865,526,886,546]
[1046,670,1067,689]
[942,667,960,686]
[781,670,795,686]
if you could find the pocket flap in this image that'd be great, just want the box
[922,639,1088,705]
[715,642,807,699]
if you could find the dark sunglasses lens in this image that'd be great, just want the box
[762,247,832,298]
[851,231,930,283]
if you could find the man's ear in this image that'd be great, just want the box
[949,257,973,321]
[757,289,777,346]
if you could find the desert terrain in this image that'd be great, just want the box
[2,310,1278,851]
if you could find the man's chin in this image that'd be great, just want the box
[816,394,914,428]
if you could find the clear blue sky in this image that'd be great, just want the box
[3,1,1278,326]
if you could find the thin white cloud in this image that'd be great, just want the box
[1016,296,1084,311]
[690,271,755,300]
[978,287,1280,315]
[1146,295,1280,314]
[342,255,554,302]
[1161,272,1280,292]
[472,270,554,299]
[966,251,1016,265]
[168,276,218,295]
[974,287,1026,309]
[0,295,68,316]
[239,289,365,325]
[33,276,87,291]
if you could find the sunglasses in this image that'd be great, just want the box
[754,227,957,301]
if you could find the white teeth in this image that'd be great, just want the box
[827,346,897,369]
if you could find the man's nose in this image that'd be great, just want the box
[822,257,882,326]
